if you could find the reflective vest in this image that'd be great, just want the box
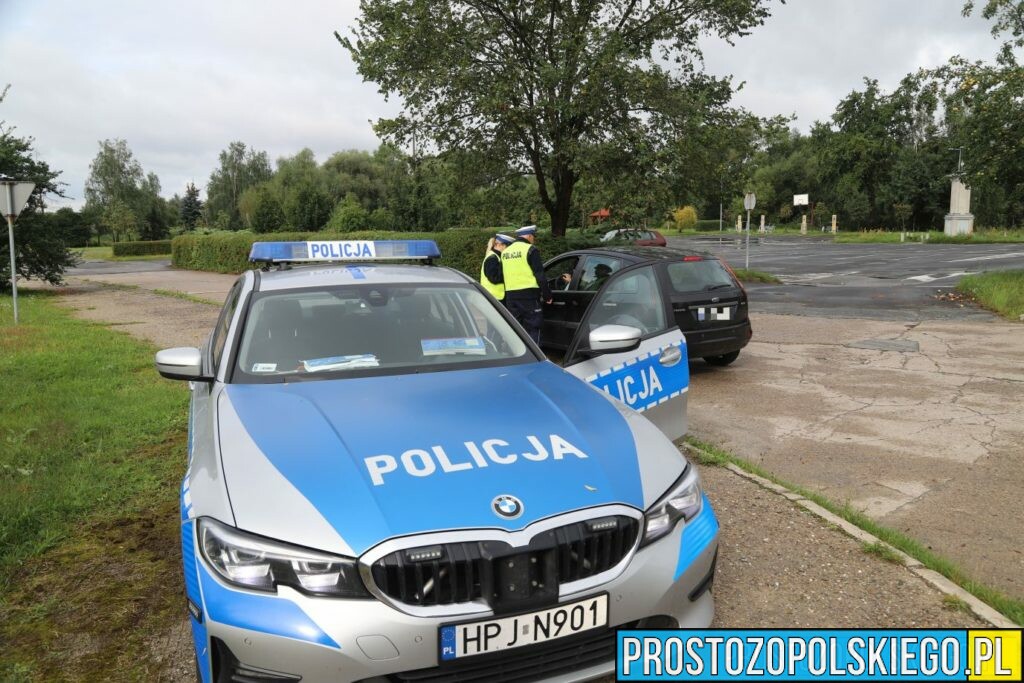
[480,252,505,300]
[500,241,538,292]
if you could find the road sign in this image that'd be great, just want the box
[793,193,809,206]
[1,179,36,325]
[744,193,756,211]
[0,181,34,218]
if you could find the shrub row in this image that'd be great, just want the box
[171,230,603,279]
[695,219,725,231]
[111,240,173,256]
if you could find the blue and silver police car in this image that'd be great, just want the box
[155,240,719,683]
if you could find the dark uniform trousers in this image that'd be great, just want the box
[505,294,543,345]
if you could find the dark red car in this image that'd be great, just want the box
[600,228,667,247]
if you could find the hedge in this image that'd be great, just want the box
[171,230,603,279]
[111,240,173,256]
[695,219,726,231]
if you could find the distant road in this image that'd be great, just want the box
[667,235,1024,320]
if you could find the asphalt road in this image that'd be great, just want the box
[69,258,171,275]
[667,235,1024,320]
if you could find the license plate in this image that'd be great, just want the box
[696,306,731,322]
[439,594,608,661]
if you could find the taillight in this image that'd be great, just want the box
[721,261,747,296]
[682,255,702,262]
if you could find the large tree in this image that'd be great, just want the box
[84,139,165,241]
[340,0,774,235]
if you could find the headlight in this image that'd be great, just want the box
[640,468,703,547]
[198,518,371,599]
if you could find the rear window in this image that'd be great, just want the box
[665,260,736,293]
[233,284,532,383]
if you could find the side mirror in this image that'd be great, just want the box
[587,324,642,355]
[155,347,210,382]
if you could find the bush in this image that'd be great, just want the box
[672,206,698,231]
[171,230,603,279]
[695,219,724,231]
[111,240,172,256]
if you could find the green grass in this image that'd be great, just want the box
[836,229,1024,244]
[862,541,905,565]
[152,288,220,306]
[942,594,972,614]
[956,270,1024,320]
[0,292,190,680]
[731,268,781,284]
[74,246,169,261]
[686,436,1024,626]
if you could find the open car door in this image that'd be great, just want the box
[561,264,689,442]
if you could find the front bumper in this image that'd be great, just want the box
[183,499,719,683]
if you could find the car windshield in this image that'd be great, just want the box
[233,283,532,383]
[665,260,736,292]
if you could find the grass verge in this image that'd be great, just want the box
[955,270,1024,320]
[0,291,190,681]
[686,436,1024,626]
[835,229,1024,244]
[75,246,170,261]
[731,268,781,284]
[152,288,221,306]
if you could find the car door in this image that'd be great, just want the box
[189,278,243,475]
[540,255,581,351]
[561,264,689,442]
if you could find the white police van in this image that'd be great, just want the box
[155,240,718,683]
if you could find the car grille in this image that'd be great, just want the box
[370,516,640,611]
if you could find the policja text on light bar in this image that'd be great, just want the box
[248,240,442,263]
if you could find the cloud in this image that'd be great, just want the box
[699,0,1000,129]
[0,0,1005,209]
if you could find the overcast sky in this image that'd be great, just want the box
[0,0,1002,209]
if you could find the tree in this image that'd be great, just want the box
[206,142,272,230]
[673,206,698,231]
[250,186,286,234]
[180,182,203,230]
[340,0,774,236]
[84,139,166,241]
[327,193,370,232]
[48,207,91,246]
[0,87,77,288]
[963,0,1024,64]
[285,181,332,232]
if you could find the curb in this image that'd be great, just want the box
[684,444,1017,629]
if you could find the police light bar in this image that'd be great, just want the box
[248,240,441,264]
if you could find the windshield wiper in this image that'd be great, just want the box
[704,283,734,291]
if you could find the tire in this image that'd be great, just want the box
[704,350,740,366]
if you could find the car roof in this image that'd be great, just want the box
[565,245,717,263]
[255,262,473,291]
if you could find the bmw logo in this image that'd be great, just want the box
[492,494,524,520]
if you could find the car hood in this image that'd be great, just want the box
[216,361,683,557]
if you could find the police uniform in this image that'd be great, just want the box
[501,226,551,344]
[480,234,513,303]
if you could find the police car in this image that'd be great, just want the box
[155,240,719,683]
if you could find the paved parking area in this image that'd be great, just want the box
[689,312,1024,601]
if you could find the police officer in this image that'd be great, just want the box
[480,233,513,303]
[500,225,552,344]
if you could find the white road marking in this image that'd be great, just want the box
[949,251,1024,263]
[905,272,971,283]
